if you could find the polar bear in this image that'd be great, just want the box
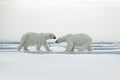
[17,32,56,51]
[55,33,92,52]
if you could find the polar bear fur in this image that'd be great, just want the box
[17,32,56,51]
[55,33,92,52]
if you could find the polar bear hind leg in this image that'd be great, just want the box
[36,42,42,50]
[71,45,75,52]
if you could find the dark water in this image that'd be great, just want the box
[0,41,120,54]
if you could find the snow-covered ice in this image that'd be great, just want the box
[0,41,120,80]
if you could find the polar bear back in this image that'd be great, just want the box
[20,32,47,46]
[21,32,44,41]
[66,33,92,45]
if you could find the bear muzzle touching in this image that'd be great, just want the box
[55,39,61,43]
[55,38,64,43]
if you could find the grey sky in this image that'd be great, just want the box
[0,0,120,41]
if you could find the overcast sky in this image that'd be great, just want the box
[0,0,120,41]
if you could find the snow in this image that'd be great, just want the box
[0,42,120,80]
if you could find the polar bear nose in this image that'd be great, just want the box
[53,37,56,39]
[55,40,58,43]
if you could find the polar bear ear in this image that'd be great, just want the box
[49,33,56,39]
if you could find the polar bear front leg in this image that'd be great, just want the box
[43,41,51,51]
[23,42,29,51]
[65,42,74,52]
[24,45,29,51]
[17,43,24,51]
[71,45,75,52]
[17,41,25,51]
[87,46,93,51]
[36,42,42,51]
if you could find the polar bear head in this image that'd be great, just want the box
[55,34,72,43]
[55,37,64,43]
[55,35,68,43]
[48,33,56,39]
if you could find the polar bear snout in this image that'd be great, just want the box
[53,36,56,39]
[55,38,63,43]
[55,40,58,43]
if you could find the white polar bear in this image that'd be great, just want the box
[55,33,92,52]
[17,32,56,51]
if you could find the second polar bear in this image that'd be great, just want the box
[17,32,56,51]
[55,33,92,52]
